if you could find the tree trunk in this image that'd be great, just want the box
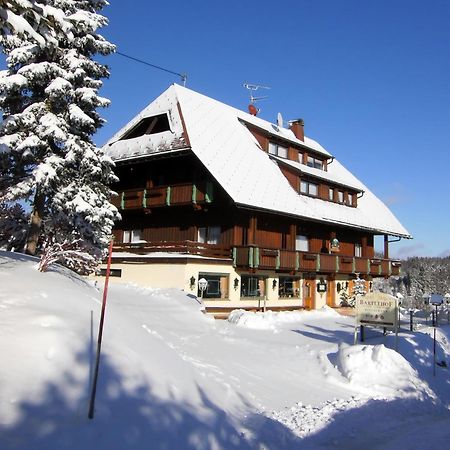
[25,189,45,255]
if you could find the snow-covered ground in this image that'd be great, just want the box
[1,250,450,449]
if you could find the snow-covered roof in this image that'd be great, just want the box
[104,84,411,238]
[271,155,363,193]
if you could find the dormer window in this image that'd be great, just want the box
[120,113,171,140]
[328,188,334,201]
[307,155,323,170]
[268,142,288,158]
[300,180,318,197]
[347,193,354,206]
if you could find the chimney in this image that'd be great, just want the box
[289,118,305,141]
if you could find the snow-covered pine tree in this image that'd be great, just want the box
[0,201,28,250]
[0,0,119,271]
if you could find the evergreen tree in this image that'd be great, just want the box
[0,0,119,271]
[0,200,28,250]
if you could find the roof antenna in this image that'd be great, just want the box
[243,82,270,116]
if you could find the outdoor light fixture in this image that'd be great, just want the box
[317,277,327,293]
[234,278,239,290]
[272,279,277,290]
[190,276,196,290]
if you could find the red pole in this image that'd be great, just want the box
[88,238,114,419]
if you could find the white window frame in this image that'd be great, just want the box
[269,142,288,158]
[355,243,362,257]
[329,187,334,201]
[295,235,309,252]
[347,193,354,206]
[300,181,318,197]
[338,191,344,203]
[123,229,143,243]
[307,156,323,170]
[198,226,221,245]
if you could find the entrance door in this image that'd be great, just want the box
[303,279,315,309]
[326,277,335,307]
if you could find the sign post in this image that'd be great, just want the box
[88,238,114,419]
[354,293,399,351]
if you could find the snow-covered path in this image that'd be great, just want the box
[1,251,450,449]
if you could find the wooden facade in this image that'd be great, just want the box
[110,151,401,281]
[102,83,409,314]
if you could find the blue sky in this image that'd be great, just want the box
[96,1,450,259]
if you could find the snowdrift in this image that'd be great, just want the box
[1,250,450,449]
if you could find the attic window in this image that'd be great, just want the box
[268,142,288,158]
[307,156,323,170]
[120,113,171,140]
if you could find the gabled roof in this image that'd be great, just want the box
[104,84,411,238]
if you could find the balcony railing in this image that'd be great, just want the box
[111,182,214,210]
[232,245,400,277]
[113,240,230,259]
[111,241,401,277]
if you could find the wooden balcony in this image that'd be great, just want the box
[111,181,214,211]
[113,240,230,259]
[232,245,400,277]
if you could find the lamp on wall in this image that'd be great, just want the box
[272,279,277,290]
[234,278,239,290]
[317,277,327,293]
[190,276,196,290]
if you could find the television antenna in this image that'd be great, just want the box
[243,82,270,115]
[243,82,271,103]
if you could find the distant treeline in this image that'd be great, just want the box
[373,256,450,303]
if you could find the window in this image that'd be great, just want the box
[268,142,288,158]
[198,226,221,244]
[328,188,334,201]
[355,243,362,257]
[307,156,323,170]
[298,152,303,164]
[347,193,354,206]
[300,181,318,196]
[240,275,266,298]
[99,268,122,277]
[295,235,309,252]
[278,277,301,298]
[338,191,344,203]
[120,114,171,140]
[123,229,143,243]
[197,274,229,299]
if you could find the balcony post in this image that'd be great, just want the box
[384,235,389,259]
[205,182,214,203]
[192,184,197,204]
[120,191,125,210]
[254,247,260,268]
[249,247,254,268]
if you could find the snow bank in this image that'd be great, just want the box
[272,396,366,438]
[336,343,432,398]
[227,306,339,330]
